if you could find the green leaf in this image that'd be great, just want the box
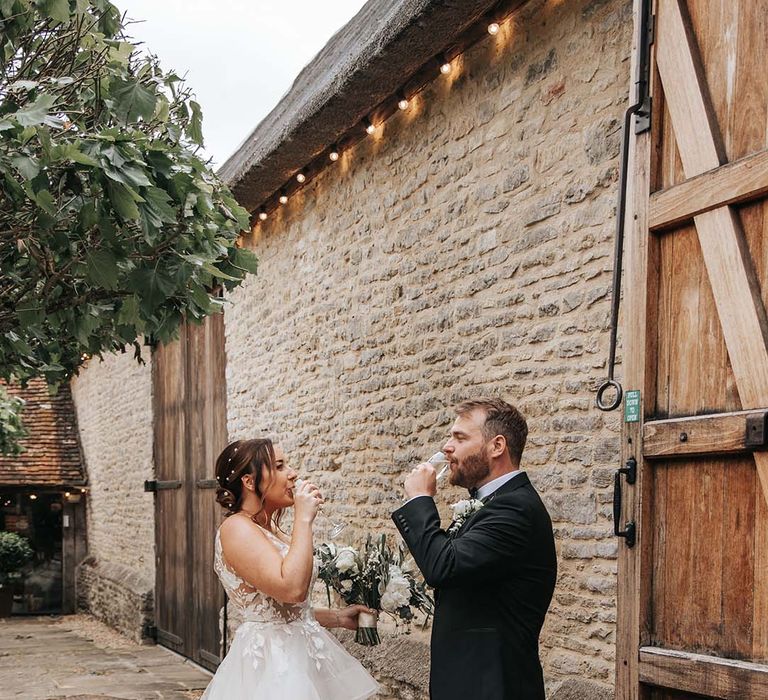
[33,189,57,216]
[130,267,176,311]
[14,93,60,128]
[116,296,143,330]
[142,186,177,223]
[202,262,241,281]
[73,311,101,346]
[231,247,259,275]
[58,143,99,167]
[37,0,70,24]
[78,200,99,230]
[11,155,40,180]
[110,77,157,124]
[106,181,141,220]
[188,100,204,146]
[85,249,119,290]
[16,301,44,328]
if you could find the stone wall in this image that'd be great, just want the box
[70,350,155,640]
[224,0,631,696]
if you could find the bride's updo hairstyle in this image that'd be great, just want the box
[215,438,282,528]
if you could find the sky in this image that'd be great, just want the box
[119,1,368,167]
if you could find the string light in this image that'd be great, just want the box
[254,9,517,218]
[30,494,37,500]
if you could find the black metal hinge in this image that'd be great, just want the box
[634,6,655,134]
[144,479,182,492]
[746,412,768,449]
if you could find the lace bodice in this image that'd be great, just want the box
[214,525,317,629]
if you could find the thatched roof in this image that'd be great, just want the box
[220,0,523,213]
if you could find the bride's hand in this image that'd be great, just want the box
[293,479,323,524]
[336,604,377,631]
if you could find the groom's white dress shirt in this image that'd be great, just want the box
[475,469,523,500]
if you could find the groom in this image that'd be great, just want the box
[392,397,557,700]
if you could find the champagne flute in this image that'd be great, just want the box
[428,451,451,483]
[295,478,347,539]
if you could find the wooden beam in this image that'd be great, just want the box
[639,646,768,699]
[656,0,768,503]
[650,149,768,231]
[644,409,768,459]
[615,4,655,699]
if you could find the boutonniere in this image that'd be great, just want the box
[447,498,484,536]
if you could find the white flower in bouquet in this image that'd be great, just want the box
[381,566,412,613]
[340,579,353,592]
[334,547,359,575]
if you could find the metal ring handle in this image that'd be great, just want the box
[595,379,623,412]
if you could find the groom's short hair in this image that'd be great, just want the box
[455,397,528,464]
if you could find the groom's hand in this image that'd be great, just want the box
[404,463,437,500]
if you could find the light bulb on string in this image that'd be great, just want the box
[438,53,452,74]
[279,191,288,205]
[397,92,409,110]
[296,172,306,183]
[487,22,500,35]
[329,146,339,162]
[364,117,376,135]
[258,208,268,221]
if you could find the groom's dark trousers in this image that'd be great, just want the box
[392,473,557,700]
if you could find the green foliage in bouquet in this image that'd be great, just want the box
[316,533,434,646]
[0,531,34,585]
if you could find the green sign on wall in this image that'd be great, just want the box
[624,390,641,423]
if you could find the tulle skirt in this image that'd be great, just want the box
[201,618,380,700]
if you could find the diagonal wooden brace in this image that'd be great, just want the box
[656,0,768,504]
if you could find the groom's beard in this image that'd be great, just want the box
[450,449,491,490]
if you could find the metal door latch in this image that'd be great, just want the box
[613,457,637,548]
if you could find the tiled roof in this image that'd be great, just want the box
[0,379,86,487]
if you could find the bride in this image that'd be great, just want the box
[201,438,380,699]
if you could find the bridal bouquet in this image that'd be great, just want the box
[316,534,434,645]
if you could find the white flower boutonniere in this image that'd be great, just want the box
[447,498,484,536]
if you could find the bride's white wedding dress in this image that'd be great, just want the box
[201,525,380,700]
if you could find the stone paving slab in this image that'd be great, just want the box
[0,617,210,700]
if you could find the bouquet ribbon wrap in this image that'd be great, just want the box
[358,611,378,629]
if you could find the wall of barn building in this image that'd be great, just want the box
[70,351,155,642]
[226,0,630,696]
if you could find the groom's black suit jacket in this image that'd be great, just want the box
[392,473,557,700]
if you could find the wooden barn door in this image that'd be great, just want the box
[617,0,768,698]
[152,314,228,671]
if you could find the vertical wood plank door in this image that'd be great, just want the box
[187,313,228,671]
[152,314,227,671]
[617,1,768,699]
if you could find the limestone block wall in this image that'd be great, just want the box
[224,0,631,696]
[70,350,155,640]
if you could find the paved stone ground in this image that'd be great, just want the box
[0,616,211,699]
